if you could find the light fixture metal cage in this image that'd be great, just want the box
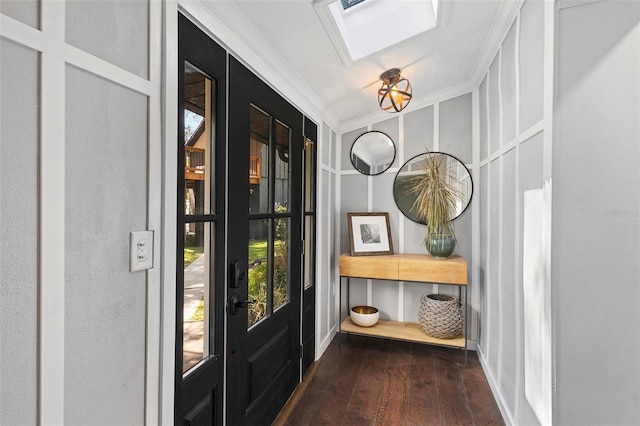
[378,68,412,113]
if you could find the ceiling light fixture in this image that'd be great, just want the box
[378,68,412,113]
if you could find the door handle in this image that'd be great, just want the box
[229,259,247,288]
[229,293,256,316]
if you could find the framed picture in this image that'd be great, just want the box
[347,212,394,256]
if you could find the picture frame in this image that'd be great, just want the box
[347,212,394,256]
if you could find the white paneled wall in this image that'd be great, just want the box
[0,1,163,424]
[477,2,640,425]
[0,36,39,426]
[338,92,476,338]
[475,0,550,424]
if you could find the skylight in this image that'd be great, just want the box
[314,0,440,65]
[341,0,367,10]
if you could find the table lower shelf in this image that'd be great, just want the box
[340,317,465,348]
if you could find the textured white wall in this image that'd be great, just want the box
[64,66,148,425]
[65,0,149,79]
[0,0,39,29]
[554,1,640,423]
[0,37,39,426]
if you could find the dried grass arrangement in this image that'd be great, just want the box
[408,151,461,257]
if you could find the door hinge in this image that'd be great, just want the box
[301,240,305,255]
[299,344,304,359]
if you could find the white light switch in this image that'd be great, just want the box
[130,231,154,272]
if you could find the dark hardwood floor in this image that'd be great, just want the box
[274,333,504,426]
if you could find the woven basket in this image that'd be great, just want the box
[418,294,462,339]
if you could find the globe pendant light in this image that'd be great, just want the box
[378,68,412,113]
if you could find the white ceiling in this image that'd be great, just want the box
[199,0,520,128]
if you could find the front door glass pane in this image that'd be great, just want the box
[183,222,213,373]
[182,61,215,376]
[304,216,314,290]
[274,120,290,212]
[184,63,214,215]
[304,138,314,211]
[273,217,290,311]
[303,137,315,290]
[248,218,270,327]
[250,105,270,214]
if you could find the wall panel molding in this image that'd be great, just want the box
[38,1,67,422]
[1,1,160,423]
[473,1,555,424]
[338,93,478,346]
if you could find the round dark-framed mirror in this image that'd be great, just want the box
[393,152,473,224]
[350,131,396,176]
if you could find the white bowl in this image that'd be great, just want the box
[350,306,379,327]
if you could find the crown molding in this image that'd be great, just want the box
[179,0,340,130]
[311,0,354,67]
[339,80,475,134]
[179,0,523,133]
[468,0,525,89]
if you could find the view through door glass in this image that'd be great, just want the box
[303,136,315,292]
[182,63,215,373]
[301,120,317,377]
[248,105,291,328]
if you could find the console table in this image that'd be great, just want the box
[339,253,468,360]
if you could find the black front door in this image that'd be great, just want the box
[176,15,226,425]
[226,57,304,425]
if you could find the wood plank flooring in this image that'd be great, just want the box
[274,334,504,426]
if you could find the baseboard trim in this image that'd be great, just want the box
[272,360,321,425]
[476,344,515,426]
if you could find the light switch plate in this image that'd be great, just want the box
[130,231,154,272]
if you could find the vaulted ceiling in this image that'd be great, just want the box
[199,0,520,127]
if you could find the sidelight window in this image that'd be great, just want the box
[303,137,316,290]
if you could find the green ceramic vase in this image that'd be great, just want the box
[425,234,456,259]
